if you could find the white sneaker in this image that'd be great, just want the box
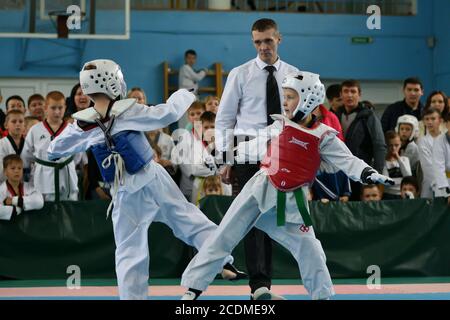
[181,290,197,300]
[252,287,286,300]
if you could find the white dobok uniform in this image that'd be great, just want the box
[0,181,44,220]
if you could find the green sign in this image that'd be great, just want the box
[351,36,373,44]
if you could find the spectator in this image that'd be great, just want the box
[202,175,224,197]
[382,131,412,199]
[0,154,44,221]
[361,184,382,202]
[185,101,205,131]
[312,104,344,141]
[27,94,45,121]
[178,49,208,96]
[336,79,386,200]
[204,95,220,114]
[381,77,424,132]
[0,110,26,182]
[417,107,442,198]
[146,129,176,174]
[418,90,448,137]
[400,176,420,199]
[85,149,111,201]
[65,83,92,116]
[22,91,79,201]
[5,95,26,114]
[326,84,342,114]
[171,111,230,203]
[395,115,420,174]
[431,112,450,205]
[127,87,148,106]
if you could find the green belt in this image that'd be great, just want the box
[34,156,74,203]
[276,189,312,227]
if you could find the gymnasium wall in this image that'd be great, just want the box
[0,0,447,105]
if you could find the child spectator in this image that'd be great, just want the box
[172,111,230,202]
[418,107,443,198]
[27,94,45,120]
[22,91,79,201]
[202,175,224,197]
[382,130,412,199]
[24,116,40,136]
[178,49,208,96]
[146,129,176,175]
[361,184,383,202]
[400,176,420,199]
[0,110,26,182]
[185,101,205,131]
[5,95,26,114]
[395,115,420,173]
[0,155,44,221]
[204,96,220,114]
[431,112,450,204]
[127,87,148,106]
[325,84,342,114]
[418,91,448,137]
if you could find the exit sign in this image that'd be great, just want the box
[351,37,373,44]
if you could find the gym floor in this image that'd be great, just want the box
[1,278,450,300]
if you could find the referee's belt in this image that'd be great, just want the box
[34,156,74,202]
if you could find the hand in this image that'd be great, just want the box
[320,198,330,204]
[339,196,349,202]
[219,165,233,184]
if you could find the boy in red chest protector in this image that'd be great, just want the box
[181,71,394,300]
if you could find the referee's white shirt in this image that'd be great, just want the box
[215,55,299,153]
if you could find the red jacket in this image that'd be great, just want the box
[318,105,344,141]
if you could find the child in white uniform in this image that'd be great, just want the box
[0,155,43,220]
[47,59,244,300]
[181,71,394,300]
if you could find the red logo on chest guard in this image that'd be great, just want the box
[299,224,310,233]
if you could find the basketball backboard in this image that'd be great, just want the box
[0,0,130,39]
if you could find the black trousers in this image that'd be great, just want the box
[232,163,273,293]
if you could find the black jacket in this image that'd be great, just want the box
[381,99,423,133]
[337,104,386,173]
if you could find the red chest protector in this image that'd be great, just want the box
[260,122,326,192]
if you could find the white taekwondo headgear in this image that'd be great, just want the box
[395,114,419,141]
[281,71,325,120]
[79,59,127,100]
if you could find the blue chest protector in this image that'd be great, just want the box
[91,129,153,183]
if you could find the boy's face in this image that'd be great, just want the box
[430,93,445,114]
[329,96,343,111]
[401,184,418,199]
[75,87,91,111]
[205,185,221,196]
[202,120,215,143]
[403,84,423,106]
[205,99,219,113]
[188,107,204,124]
[129,90,146,105]
[362,187,381,202]
[341,86,361,110]
[5,114,25,137]
[282,88,299,119]
[45,98,66,122]
[4,161,23,184]
[398,123,413,142]
[7,99,26,113]
[423,112,441,133]
[252,28,281,65]
[387,136,401,155]
[28,99,45,119]
[185,54,197,67]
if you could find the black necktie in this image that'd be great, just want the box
[264,65,281,125]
